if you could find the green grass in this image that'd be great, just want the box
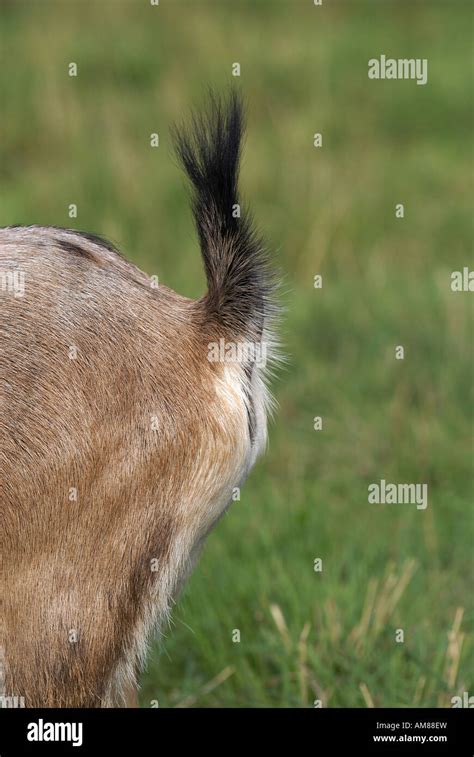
[1,0,472,707]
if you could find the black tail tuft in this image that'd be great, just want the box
[172,89,275,338]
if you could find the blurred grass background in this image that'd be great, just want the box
[1,0,472,707]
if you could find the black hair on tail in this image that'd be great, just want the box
[172,89,275,338]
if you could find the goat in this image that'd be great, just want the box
[0,90,277,707]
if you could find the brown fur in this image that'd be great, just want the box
[1,227,258,707]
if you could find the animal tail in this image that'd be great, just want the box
[172,89,275,340]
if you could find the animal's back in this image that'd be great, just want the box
[0,91,275,706]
